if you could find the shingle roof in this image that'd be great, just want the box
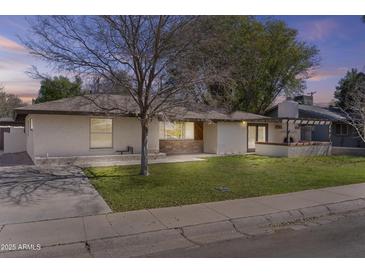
[15,95,267,122]
[265,103,346,121]
[298,104,345,121]
[0,117,25,126]
[0,117,15,122]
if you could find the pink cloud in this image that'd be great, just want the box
[308,67,348,81]
[300,18,339,41]
[0,35,26,53]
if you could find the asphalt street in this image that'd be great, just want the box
[148,211,365,257]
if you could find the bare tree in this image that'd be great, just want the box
[24,16,211,176]
[338,79,365,143]
[334,68,365,143]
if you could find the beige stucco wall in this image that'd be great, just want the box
[268,121,301,143]
[256,143,289,157]
[256,143,331,157]
[203,122,217,153]
[4,127,26,153]
[24,114,261,158]
[27,114,159,158]
[203,121,248,154]
[216,121,247,154]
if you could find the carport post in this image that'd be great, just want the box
[328,122,332,141]
[286,119,290,144]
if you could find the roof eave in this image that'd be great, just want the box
[14,109,139,118]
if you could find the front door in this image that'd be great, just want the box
[247,124,268,152]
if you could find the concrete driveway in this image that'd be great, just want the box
[0,152,33,166]
[0,165,111,225]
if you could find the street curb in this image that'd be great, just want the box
[326,199,365,214]
[230,198,365,228]
[3,197,365,257]
[182,198,365,239]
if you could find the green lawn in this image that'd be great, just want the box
[84,155,365,212]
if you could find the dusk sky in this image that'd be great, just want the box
[0,15,364,104]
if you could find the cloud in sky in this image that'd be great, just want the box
[0,37,39,102]
[299,18,339,42]
[0,35,26,53]
[307,67,348,82]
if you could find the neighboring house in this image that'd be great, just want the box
[11,95,334,164]
[266,95,365,148]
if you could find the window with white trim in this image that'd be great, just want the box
[90,118,113,148]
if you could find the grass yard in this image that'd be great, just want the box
[84,155,365,212]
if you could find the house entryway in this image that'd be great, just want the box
[247,124,268,152]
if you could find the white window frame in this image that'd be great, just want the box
[90,118,113,149]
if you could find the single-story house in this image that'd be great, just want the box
[11,95,333,165]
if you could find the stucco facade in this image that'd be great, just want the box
[25,114,160,160]
[4,127,26,154]
[216,122,247,154]
[23,114,252,160]
[256,143,332,157]
[203,122,218,154]
[21,111,335,162]
[15,95,273,161]
[203,121,248,155]
[268,122,301,143]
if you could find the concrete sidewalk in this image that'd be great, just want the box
[2,182,365,257]
[78,153,218,167]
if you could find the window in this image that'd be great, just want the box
[29,118,33,131]
[301,126,312,141]
[27,118,33,136]
[90,118,113,148]
[159,122,194,140]
[257,126,266,142]
[334,123,348,136]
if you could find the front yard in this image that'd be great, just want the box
[84,155,365,212]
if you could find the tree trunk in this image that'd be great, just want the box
[140,119,149,176]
